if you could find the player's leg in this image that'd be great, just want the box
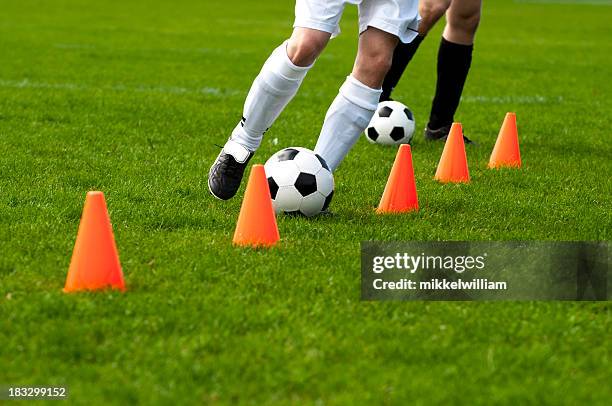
[426,0,481,141]
[314,27,399,171]
[208,0,343,200]
[381,0,451,101]
[229,28,330,153]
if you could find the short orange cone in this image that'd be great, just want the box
[434,122,470,183]
[377,144,419,214]
[489,112,521,168]
[64,191,125,292]
[233,164,279,247]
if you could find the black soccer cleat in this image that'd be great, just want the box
[208,139,254,200]
[424,124,475,145]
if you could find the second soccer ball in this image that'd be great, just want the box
[365,101,415,146]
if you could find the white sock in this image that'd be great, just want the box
[314,75,382,171]
[230,41,312,151]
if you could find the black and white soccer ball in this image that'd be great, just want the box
[264,147,334,217]
[365,101,415,145]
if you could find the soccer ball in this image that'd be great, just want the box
[264,147,334,217]
[365,101,415,145]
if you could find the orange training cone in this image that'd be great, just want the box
[233,164,279,247]
[377,144,419,214]
[434,122,470,183]
[64,191,125,292]
[489,112,521,168]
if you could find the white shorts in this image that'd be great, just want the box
[294,0,420,44]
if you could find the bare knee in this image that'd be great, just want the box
[444,3,481,44]
[356,51,393,82]
[448,9,481,37]
[353,47,395,89]
[352,27,398,88]
[287,28,330,67]
[419,0,451,35]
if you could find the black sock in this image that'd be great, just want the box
[380,35,425,102]
[428,38,473,129]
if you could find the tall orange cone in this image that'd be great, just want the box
[64,191,125,292]
[434,122,470,183]
[233,164,279,247]
[489,112,521,168]
[377,144,419,214]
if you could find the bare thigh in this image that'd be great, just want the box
[419,0,452,35]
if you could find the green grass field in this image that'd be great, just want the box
[1,0,611,404]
